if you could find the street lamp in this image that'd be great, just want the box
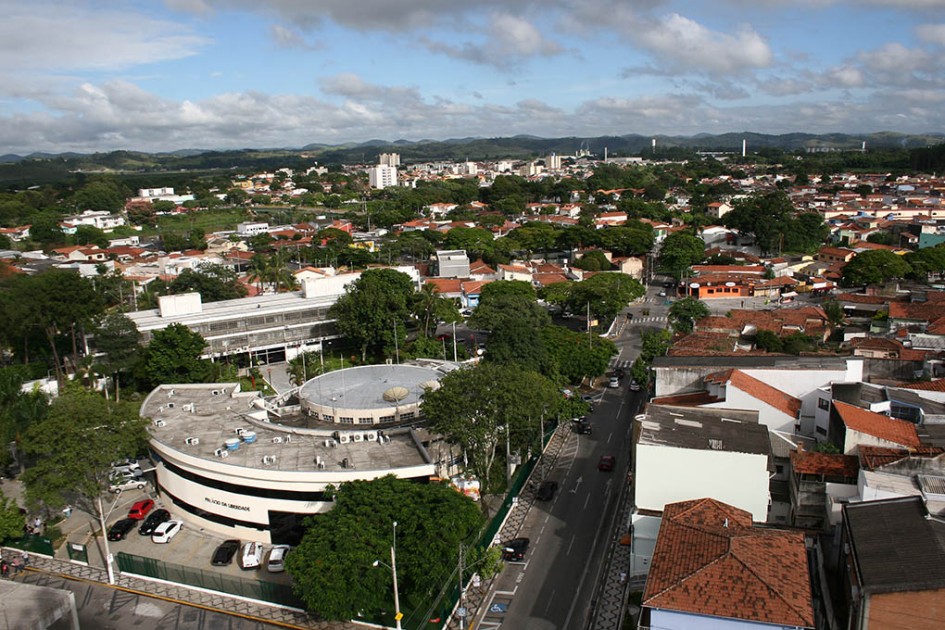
[97,490,129,585]
[372,521,402,630]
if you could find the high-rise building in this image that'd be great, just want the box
[369,165,398,189]
[379,153,400,167]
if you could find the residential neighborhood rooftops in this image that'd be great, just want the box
[833,400,922,448]
[638,405,770,456]
[643,498,815,628]
[791,449,859,477]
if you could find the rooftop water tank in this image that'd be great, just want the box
[242,430,257,444]
[225,437,241,451]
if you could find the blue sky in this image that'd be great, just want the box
[1,0,944,154]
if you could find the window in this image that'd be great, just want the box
[818,398,830,411]
[379,415,396,423]
[358,418,373,425]
[322,414,334,422]
[339,417,354,424]
[816,426,827,436]
[399,412,415,421]
[775,465,784,475]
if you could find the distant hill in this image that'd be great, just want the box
[1,132,943,185]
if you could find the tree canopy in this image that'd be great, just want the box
[564,272,645,324]
[668,297,710,334]
[135,323,210,389]
[657,232,705,279]
[328,269,416,361]
[286,475,483,624]
[169,263,248,302]
[840,250,912,287]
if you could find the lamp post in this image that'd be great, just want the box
[373,521,402,630]
[97,491,127,585]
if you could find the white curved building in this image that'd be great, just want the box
[142,383,443,544]
[298,364,446,425]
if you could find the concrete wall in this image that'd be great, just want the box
[635,444,770,522]
[704,387,796,433]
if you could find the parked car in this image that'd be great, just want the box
[267,545,291,573]
[211,539,241,566]
[151,520,183,543]
[608,376,620,388]
[598,455,616,472]
[571,417,592,435]
[501,538,530,561]
[111,461,142,478]
[629,380,641,392]
[535,480,558,501]
[239,541,264,569]
[138,509,170,536]
[658,290,667,297]
[109,476,145,493]
[614,367,626,379]
[127,499,155,520]
[107,518,137,541]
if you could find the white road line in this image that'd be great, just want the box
[566,535,576,556]
[584,493,591,509]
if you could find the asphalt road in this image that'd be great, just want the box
[489,282,659,630]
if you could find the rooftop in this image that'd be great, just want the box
[141,383,433,475]
[642,498,815,628]
[833,400,922,449]
[298,364,449,411]
[638,405,771,456]
[844,497,945,594]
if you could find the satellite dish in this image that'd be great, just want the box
[420,380,441,392]
[383,386,409,402]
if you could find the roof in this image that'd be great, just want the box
[895,379,945,393]
[843,497,945,594]
[643,498,815,628]
[858,445,945,470]
[726,370,802,418]
[833,400,922,448]
[889,301,945,323]
[637,405,770,456]
[791,449,859,477]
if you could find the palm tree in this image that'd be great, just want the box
[247,254,270,293]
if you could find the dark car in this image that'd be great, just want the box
[501,538,530,562]
[107,518,137,541]
[614,367,626,379]
[138,509,171,536]
[535,480,558,501]
[598,455,616,472]
[211,539,242,566]
[571,417,592,434]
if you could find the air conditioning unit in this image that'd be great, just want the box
[352,433,364,443]
[262,455,276,465]
[166,403,175,409]
[214,448,228,458]
[365,431,378,442]
[154,420,166,428]
[272,437,283,444]
[235,428,245,436]
[211,390,220,396]
[284,435,291,443]
[183,403,195,413]
[338,434,350,444]
[317,461,326,470]
[185,437,200,445]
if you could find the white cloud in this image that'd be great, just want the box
[421,14,562,68]
[633,14,773,74]
[917,23,945,45]
[0,3,208,72]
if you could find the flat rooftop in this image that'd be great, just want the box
[638,405,771,456]
[142,384,432,474]
[299,364,448,410]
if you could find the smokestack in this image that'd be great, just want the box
[862,141,866,152]
[652,138,656,150]
[742,139,747,158]
[604,147,608,161]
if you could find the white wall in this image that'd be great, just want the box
[844,429,909,455]
[635,445,770,522]
[650,608,785,630]
[630,513,661,575]
[704,387,796,433]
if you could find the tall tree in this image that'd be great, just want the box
[840,250,912,287]
[93,312,142,398]
[135,323,210,389]
[328,269,416,362]
[657,232,705,280]
[566,272,645,324]
[540,325,616,384]
[286,476,483,623]
[723,191,794,255]
[169,264,247,302]
[412,283,460,339]
[668,297,710,334]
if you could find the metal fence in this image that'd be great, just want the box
[2,533,55,557]
[116,552,304,609]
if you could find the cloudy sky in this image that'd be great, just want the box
[2,0,944,154]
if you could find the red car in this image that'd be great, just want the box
[597,455,616,472]
[127,499,155,520]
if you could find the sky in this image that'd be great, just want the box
[2,0,944,155]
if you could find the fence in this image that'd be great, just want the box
[2,533,55,557]
[116,552,303,609]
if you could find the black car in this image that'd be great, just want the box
[571,417,592,435]
[501,538,530,562]
[535,480,558,501]
[138,509,171,536]
[107,518,137,541]
[211,539,242,566]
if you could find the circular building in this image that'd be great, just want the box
[299,364,444,426]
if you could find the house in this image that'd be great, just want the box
[789,447,859,529]
[496,263,533,283]
[701,369,802,433]
[633,405,771,522]
[435,250,470,278]
[828,400,922,455]
[840,497,945,629]
[857,445,945,516]
[640,498,815,630]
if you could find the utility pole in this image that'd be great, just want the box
[452,321,458,362]
[458,544,466,630]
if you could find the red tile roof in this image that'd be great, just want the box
[894,379,945,392]
[791,450,859,477]
[888,301,945,323]
[858,445,945,470]
[833,400,922,448]
[728,370,802,418]
[643,498,815,628]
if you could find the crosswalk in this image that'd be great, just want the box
[610,358,633,369]
[631,316,667,324]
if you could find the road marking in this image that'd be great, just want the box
[570,476,583,493]
[566,535,575,556]
[584,494,591,509]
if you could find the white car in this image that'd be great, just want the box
[151,520,182,543]
[108,476,146,493]
[239,541,264,570]
[630,380,642,392]
[608,376,620,388]
[111,461,142,478]
[267,544,291,572]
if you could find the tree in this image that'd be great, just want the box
[468,289,550,333]
[20,385,149,516]
[136,323,210,389]
[657,232,705,280]
[422,363,561,491]
[73,225,109,248]
[540,325,616,384]
[905,245,945,282]
[723,191,794,255]
[754,329,784,353]
[93,312,142,398]
[328,269,416,362]
[566,273,644,325]
[286,476,484,623]
[784,212,830,253]
[73,181,125,213]
[168,264,247,302]
[411,283,460,339]
[822,301,845,327]
[840,250,912,287]
[667,297,710,334]
[0,490,24,541]
[26,213,65,247]
[572,250,612,271]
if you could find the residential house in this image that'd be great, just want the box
[435,250,470,278]
[827,400,922,455]
[640,498,815,630]
[789,447,859,529]
[857,445,945,516]
[840,497,945,630]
